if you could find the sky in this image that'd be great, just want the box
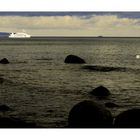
[1,12,140,36]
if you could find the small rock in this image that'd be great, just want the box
[90,86,110,97]
[0,105,11,112]
[48,109,53,113]
[0,58,9,64]
[64,55,86,64]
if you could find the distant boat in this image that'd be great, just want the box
[9,32,31,38]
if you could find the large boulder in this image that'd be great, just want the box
[114,109,140,128]
[68,100,113,128]
[90,86,110,97]
[64,55,86,64]
[0,58,9,64]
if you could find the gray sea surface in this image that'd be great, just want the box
[0,37,140,127]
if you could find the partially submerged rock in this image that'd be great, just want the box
[0,58,9,64]
[0,78,4,84]
[68,100,113,128]
[83,65,126,72]
[64,55,86,64]
[90,86,110,97]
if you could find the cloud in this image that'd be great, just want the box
[0,16,85,29]
[0,14,140,36]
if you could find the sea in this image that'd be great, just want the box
[0,37,140,127]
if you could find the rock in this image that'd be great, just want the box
[48,109,53,113]
[0,78,4,84]
[68,100,113,128]
[105,102,119,108]
[64,55,86,64]
[90,86,110,97]
[0,105,11,112]
[114,109,140,128]
[0,58,9,64]
[0,117,37,128]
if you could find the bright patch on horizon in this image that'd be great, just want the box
[136,54,140,59]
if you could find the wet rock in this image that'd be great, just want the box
[68,100,113,128]
[105,102,119,108]
[0,58,9,64]
[114,109,140,128]
[90,86,110,97]
[64,55,86,64]
[48,109,53,113]
[0,117,37,128]
[0,105,11,112]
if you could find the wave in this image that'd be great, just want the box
[35,58,53,61]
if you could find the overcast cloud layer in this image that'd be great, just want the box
[0,12,140,36]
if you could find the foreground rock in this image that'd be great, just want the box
[114,109,140,128]
[68,100,113,128]
[0,117,37,128]
[90,86,110,97]
[0,58,9,64]
[64,55,86,64]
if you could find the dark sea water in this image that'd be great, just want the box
[0,37,140,127]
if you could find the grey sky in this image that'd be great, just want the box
[0,12,140,36]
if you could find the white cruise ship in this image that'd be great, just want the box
[9,32,31,38]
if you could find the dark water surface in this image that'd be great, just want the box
[0,37,140,127]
